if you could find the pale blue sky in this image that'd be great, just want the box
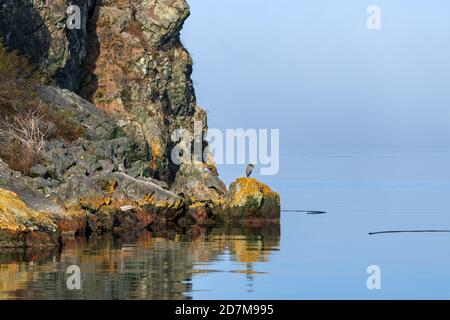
[182,0,450,148]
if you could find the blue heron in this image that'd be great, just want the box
[246,163,255,177]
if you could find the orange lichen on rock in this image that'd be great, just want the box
[149,138,164,173]
[214,178,281,222]
[0,188,56,232]
[228,178,280,208]
[0,188,58,248]
[79,195,111,213]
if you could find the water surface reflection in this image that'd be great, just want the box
[0,224,280,299]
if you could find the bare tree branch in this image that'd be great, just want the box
[0,102,49,155]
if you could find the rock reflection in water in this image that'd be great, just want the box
[0,224,280,300]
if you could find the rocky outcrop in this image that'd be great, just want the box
[0,83,188,241]
[0,1,281,247]
[0,0,222,198]
[0,187,58,248]
[214,178,281,223]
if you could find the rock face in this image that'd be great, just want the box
[171,164,227,203]
[80,0,212,185]
[0,0,96,91]
[0,1,281,247]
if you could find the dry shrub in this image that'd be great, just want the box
[0,142,40,174]
[0,103,50,174]
[1,103,49,150]
[0,109,43,174]
[0,38,84,173]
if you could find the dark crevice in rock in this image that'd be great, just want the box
[0,0,51,65]
[78,0,101,98]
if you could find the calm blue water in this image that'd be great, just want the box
[1,148,449,299]
[212,148,450,299]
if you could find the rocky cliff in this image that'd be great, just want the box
[0,0,280,248]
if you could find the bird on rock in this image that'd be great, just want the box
[246,163,255,177]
